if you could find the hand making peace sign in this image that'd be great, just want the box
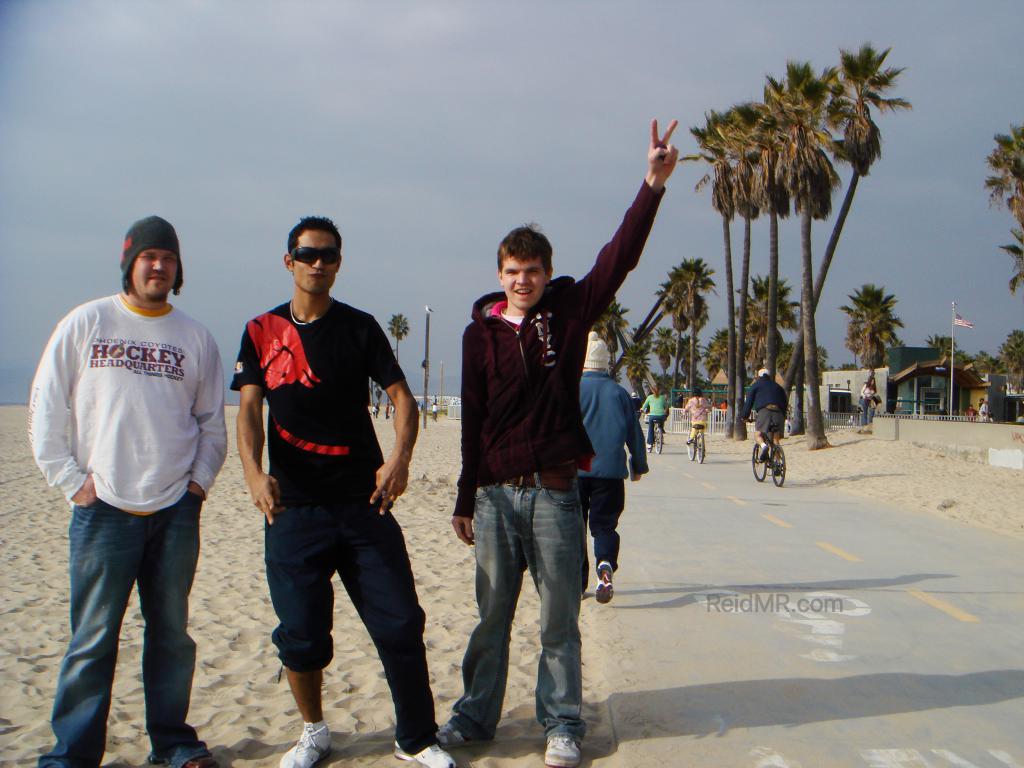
[646,118,679,191]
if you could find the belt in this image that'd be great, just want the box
[503,461,577,492]
[763,404,782,411]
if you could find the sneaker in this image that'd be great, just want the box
[544,733,581,768]
[280,722,330,768]
[595,561,614,605]
[394,742,456,768]
[760,446,771,462]
[435,721,470,748]
[647,443,653,453]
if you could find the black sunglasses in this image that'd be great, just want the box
[290,246,341,265]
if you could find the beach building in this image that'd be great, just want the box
[819,347,1009,421]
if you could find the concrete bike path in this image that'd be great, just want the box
[579,436,1024,768]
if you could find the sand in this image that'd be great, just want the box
[1,405,1021,766]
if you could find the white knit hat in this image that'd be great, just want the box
[583,331,610,370]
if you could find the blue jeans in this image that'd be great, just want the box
[40,493,209,768]
[451,481,585,741]
[646,414,666,445]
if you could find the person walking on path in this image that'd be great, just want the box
[29,216,227,768]
[578,332,648,604]
[232,216,454,768]
[640,385,669,451]
[681,387,712,446]
[742,368,789,462]
[441,119,679,768]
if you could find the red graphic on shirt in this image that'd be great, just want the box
[273,418,349,456]
[246,313,321,390]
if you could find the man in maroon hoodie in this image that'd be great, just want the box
[440,120,679,768]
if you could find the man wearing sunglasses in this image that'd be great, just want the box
[232,217,453,768]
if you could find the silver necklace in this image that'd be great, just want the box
[289,301,325,326]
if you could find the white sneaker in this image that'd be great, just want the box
[435,721,469,748]
[394,742,456,768]
[280,722,331,768]
[544,733,581,767]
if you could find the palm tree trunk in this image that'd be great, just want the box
[723,215,736,438]
[783,171,862,390]
[766,209,779,377]
[734,215,752,440]
[672,333,683,394]
[799,208,829,449]
[689,331,698,402]
[792,362,805,434]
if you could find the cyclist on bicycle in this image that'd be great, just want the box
[681,387,712,446]
[640,385,669,453]
[741,368,788,462]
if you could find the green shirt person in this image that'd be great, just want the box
[641,392,668,417]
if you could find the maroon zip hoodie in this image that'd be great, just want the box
[455,181,665,518]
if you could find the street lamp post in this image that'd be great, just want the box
[422,306,432,429]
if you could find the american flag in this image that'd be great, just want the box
[953,313,974,329]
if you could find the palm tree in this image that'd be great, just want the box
[623,331,653,391]
[986,123,1024,229]
[684,111,737,434]
[972,350,1005,375]
[594,301,630,358]
[663,259,716,395]
[723,103,763,439]
[745,275,798,372]
[999,228,1024,299]
[839,284,904,369]
[769,60,840,448]
[1000,329,1024,392]
[783,44,910,397]
[387,313,410,361]
[652,327,677,377]
[924,334,952,355]
[704,328,729,382]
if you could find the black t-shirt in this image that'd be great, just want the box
[230,300,404,506]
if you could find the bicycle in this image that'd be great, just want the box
[687,423,706,463]
[751,422,786,487]
[647,416,665,454]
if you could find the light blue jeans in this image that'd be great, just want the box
[451,481,585,741]
[40,493,209,768]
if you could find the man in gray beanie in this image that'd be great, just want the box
[578,332,648,603]
[29,215,226,768]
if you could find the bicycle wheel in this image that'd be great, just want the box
[697,432,706,464]
[687,434,697,461]
[751,444,767,482]
[655,425,664,454]
[771,444,786,487]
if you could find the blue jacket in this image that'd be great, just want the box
[742,375,789,420]
[579,371,649,479]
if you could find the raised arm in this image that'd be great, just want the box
[645,118,680,192]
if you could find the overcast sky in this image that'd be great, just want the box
[2,0,1022,403]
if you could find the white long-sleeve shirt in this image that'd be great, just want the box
[29,295,227,512]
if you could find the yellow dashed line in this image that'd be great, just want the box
[906,589,980,623]
[816,541,862,562]
[701,481,716,491]
[761,513,791,528]
[727,495,748,507]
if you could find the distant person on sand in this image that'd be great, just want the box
[979,397,990,422]
[231,216,454,768]
[441,120,679,768]
[860,375,878,426]
[29,216,227,768]
[578,332,648,604]
[742,368,788,462]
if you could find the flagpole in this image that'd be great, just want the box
[949,301,955,416]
